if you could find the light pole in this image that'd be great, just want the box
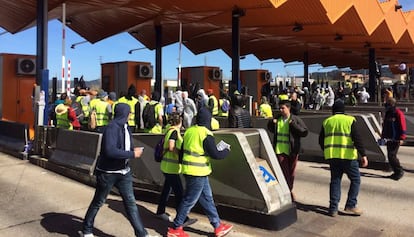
[128,47,146,54]
[70,40,88,49]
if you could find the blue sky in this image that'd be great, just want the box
[1,0,414,82]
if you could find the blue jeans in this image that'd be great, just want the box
[328,159,361,212]
[83,171,148,237]
[156,173,184,214]
[173,175,220,228]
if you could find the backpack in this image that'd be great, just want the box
[221,99,230,112]
[142,102,158,129]
[72,101,84,122]
[153,137,165,162]
[88,109,97,130]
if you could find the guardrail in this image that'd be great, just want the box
[0,120,29,159]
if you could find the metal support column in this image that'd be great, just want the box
[303,51,309,88]
[231,7,245,94]
[368,48,377,102]
[155,25,162,97]
[36,0,49,125]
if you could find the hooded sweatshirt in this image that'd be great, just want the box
[97,103,135,172]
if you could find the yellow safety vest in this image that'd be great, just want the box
[76,96,89,124]
[117,97,138,126]
[181,125,213,176]
[210,95,219,116]
[160,127,182,174]
[259,103,273,118]
[56,111,73,130]
[275,117,290,155]
[218,99,229,117]
[94,100,110,127]
[278,94,289,101]
[322,114,358,160]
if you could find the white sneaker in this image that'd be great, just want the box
[78,231,94,237]
[145,235,160,237]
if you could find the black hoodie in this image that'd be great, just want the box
[97,103,135,171]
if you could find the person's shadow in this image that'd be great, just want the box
[40,212,115,237]
[106,198,211,237]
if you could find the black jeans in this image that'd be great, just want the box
[386,140,403,175]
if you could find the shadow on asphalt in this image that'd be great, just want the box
[40,212,115,237]
[106,198,213,237]
[295,201,329,216]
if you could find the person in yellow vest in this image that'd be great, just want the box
[207,88,219,116]
[167,107,233,237]
[217,92,230,118]
[319,100,368,217]
[144,91,164,134]
[55,97,80,130]
[268,100,308,201]
[156,112,197,226]
[259,96,273,118]
[91,91,112,133]
[117,85,139,132]
[75,89,90,130]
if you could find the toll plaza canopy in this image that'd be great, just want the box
[1,0,414,70]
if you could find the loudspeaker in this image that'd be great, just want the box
[17,58,36,75]
[209,68,222,80]
[136,64,153,78]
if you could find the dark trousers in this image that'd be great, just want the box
[277,153,298,191]
[82,171,148,237]
[387,141,404,175]
[156,173,184,215]
[328,159,361,212]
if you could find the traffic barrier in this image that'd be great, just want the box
[299,114,387,166]
[49,129,102,175]
[130,129,296,230]
[0,120,29,159]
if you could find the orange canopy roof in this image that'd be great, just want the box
[1,0,413,69]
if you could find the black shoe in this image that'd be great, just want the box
[183,217,198,227]
[328,210,338,217]
[389,171,404,180]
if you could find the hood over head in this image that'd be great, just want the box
[196,106,212,130]
[332,99,345,114]
[113,103,130,126]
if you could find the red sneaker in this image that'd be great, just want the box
[214,223,233,237]
[167,226,189,237]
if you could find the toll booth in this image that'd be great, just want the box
[240,69,272,105]
[101,61,152,97]
[0,53,36,138]
[181,66,222,99]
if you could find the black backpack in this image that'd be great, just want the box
[142,102,158,129]
[153,137,165,162]
[71,101,84,122]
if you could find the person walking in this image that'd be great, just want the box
[259,96,273,118]
[167,107,233,237]
[381,97,407,180]
[80,103,158,237]
[319,100,368,217]
[268,100,308,200]
[156,112,197,226]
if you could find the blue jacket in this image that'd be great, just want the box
[97,103,135,171]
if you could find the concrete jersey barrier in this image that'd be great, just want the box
[0,120,29,158]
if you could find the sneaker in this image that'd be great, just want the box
[167,226,189,237]
[157,213,173,222]
[145,235,161,237]
[343,207,363,216]
[328,210,338,217]
[183,217,198,227]
[78,231,94,237]
[389,171,404,180]
[214,223,233,237]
